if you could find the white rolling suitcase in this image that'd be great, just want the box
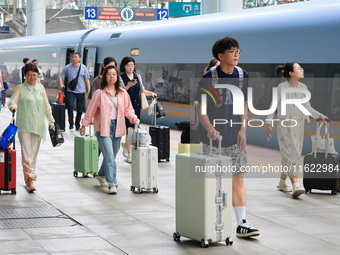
[174,136,233,248]
[130,125,159,194]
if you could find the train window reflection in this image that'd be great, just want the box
[248,71,266,109]
[331,73,340,120]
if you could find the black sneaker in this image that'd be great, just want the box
[236,219,260,238]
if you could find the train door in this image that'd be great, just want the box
[57,48,74,88]
[83,46,97,83]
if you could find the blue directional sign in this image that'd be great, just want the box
[0,26,10,34]
[169,2,201,17]
[85,7,98,20]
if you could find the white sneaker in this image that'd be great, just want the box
[96,176,108,187]
[126,154,132,163]
[292,186,305,197]
[277,182,292,192]
[121,142,128,158]
[108,185,117,194]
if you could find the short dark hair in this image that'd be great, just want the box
[24,63,39,75]
[23,58,30,64]
[212,37,239,60]
[100,65,121,93]
[119,56,136,73]
[74,52,81,58]
[32,59,37,63]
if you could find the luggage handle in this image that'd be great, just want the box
[220,190,227,210]
[151,96,157,127]
[208,135,222,156]
[314,118,330,158]
[12,109,15,150]
[133,120,141,149]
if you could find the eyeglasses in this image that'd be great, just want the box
[226,49,242,56]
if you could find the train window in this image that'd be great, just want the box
[330,73,340,120]
[248,71,266,109]
[137,63,206,104]
[303,72,315,93]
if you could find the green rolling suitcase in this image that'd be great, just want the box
[73,127,98,177]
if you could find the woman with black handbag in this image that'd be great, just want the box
[119,56,156,163]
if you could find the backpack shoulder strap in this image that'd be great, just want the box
[235,66,244,89]
[210,66,218,87]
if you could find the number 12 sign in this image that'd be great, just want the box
[157,9,168,20]
[85,7,97,20]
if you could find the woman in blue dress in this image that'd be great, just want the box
[119,56,156,162]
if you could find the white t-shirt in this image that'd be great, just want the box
[111,97,117,120]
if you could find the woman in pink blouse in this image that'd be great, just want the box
[80,66,139,194]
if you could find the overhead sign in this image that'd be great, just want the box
[169,2,201,17]
[0,26,10,34]
[85,7,168,21]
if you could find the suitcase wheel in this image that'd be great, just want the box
[73,171,78,177]
[93,172,97,178]
[137,188,142,194]
[201,239,209,248]
[11,189,16,195]
[153,188,159,193]
[331,190,338,195]
[225,237,233,245]
[305,188,311,194]
[173,232,180,241]
[130,186,135,192]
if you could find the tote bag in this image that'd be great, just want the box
[311,121,337,156]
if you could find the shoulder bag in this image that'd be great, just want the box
[68,65,81,91]
[137,74,149,110]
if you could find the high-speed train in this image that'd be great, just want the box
[0,0,339,154]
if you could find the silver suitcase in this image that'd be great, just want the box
[174,136,233,248]
[130,125,158,194]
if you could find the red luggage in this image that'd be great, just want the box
[0,111,17,195]
[0,148,16,194]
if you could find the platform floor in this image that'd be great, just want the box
[1,106,340,255]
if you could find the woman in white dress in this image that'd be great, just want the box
[266,62,327,198]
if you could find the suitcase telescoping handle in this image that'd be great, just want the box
[152,96,157,127]
[314,118,330,159]
[12,109,15,150]
[208,135,222,156]
[133,120,141,149]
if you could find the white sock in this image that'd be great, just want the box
[292,182,299,190]
[234,206,246,226]
[279,178,286,186]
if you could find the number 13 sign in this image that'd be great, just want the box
[85,7,97,20]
